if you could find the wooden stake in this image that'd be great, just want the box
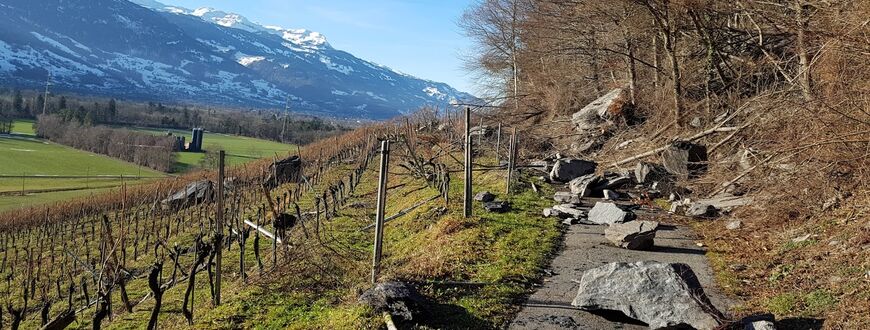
[506,128,517,195]
[371,140,390,284]
[214,150,224,306]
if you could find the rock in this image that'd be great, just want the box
[726,219,742,230]
[730,264,748,272]
[571,88,629,132]
[604,221,659,250]
[791,234,813,243]
[690,116,703,128]
[694,194,753,213]
[530,160,550,172]
[686,203,715,217]
[569,174,606,197]
[550,159,597,182]
[553,192,582,204]
[552,204,586,218]
[634,162,670,184]
[602,189,619,200]
[474,191,496,202]
[661,141,708,180]
[161,180,215,210]
[359,281,426,321]
[741,314,777,330]
[484,200,510,213]
[571,261,724,330]
[543,208,564,218]
[604,176,631,189]
[587,202,634,225]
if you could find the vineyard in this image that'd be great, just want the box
[0,110,558,329]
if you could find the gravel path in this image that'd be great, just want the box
[508,200,734,329]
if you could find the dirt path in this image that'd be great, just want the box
[508,199,734,329]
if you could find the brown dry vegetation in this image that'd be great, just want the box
[462,0,869,327]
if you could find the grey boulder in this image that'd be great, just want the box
[661,141,708,180]
[569,174,606,197]
[587,202,634,225]
[553,204,586,218]
[550,159,597,182]
[571,261,724,330]
[474,191,496,202]
[484,200,510,213]
[359,281,425,321]
[686,203,715,217]
[634,162,670,184]
[604,221,659,250]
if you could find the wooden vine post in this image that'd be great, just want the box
[214,150,224,306]
[371,140,390,284]
[463,107,472,218]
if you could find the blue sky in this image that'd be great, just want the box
[161,0,477,93]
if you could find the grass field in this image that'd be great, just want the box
[133,127,296,171]
[11,119,35,135]
[0,128,163,212]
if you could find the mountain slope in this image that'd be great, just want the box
[0,0,474,119]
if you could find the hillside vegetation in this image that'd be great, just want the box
[461,0,868,327]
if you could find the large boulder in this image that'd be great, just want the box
[661,142,708,180]
[264,155,302,189]
[484,200,510,213]
[572,261,725,330]
[550,159,597,182]
[571,88,629,132]
[604,221,659,250]
[474,191,496,202]
[359,282,426,321]
[587,202,634,225]
[634,162,670,184]
[161,180,214,210]
[569,174,607,197]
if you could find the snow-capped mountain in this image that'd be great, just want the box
[0,0,474,119]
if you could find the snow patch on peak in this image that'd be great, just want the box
[423,87,447,100]
[235,53,266,66]
[192,7,265,33]
[265,26,329,49]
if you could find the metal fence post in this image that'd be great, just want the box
[371,140,390,284]
[463,107,472,218]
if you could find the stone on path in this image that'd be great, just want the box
[550,159,597,182]
[553,191,582,204]
[552,204,586,219]
[571,261,724,330]
[474,191,496,202]
[587,202,634,225]
[604,221,659,250]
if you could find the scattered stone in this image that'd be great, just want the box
[686,203,715,217]
[587,202,634,225]
[572,261,724,330]
[616,139,634,150]
[690,116,703,128]
[552,204,586,218]
[602,189,619,200]
[661,141,708,180]
[791,234,813,243]
[604,221,659,250]
[604,176,631,189]
[730,264,748,272]
[543,208,564,218]
[359,282,426,321]
[550,159,597,182]
[695,194,753,213]
[569,174,608,197]
[474,191,496,202]
[634,162,670,184]
[553,191,582,204]
[741,314,777,330]
[726,219,742,230]
[484,200,510,213]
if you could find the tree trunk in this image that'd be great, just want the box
[795,0,813,101]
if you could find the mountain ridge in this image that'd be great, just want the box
[0,0,474,119]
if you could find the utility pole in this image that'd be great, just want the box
[463,107,472,218]
[42,71,52,115]
[371,140,390,284]
[214,150,225,306]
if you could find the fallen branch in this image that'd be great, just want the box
[608,127,738,168]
